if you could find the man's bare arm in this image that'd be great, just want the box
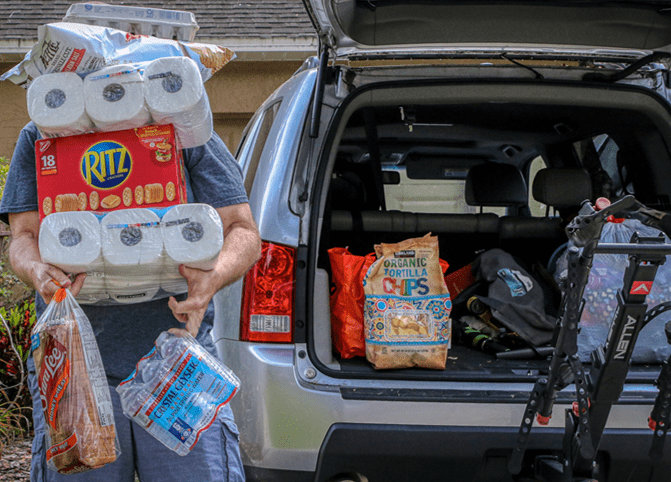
[8,211,85,303]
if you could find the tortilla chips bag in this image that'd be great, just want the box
[363,233,452,369]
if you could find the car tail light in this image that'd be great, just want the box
[240,241,295,343]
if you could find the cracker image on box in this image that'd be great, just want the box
[144,183,164,204]
[55,193,79,213]
[89,191,100,210]
[77,192,87,210]
[36,125,187,220]
[43,197,53,216]
[122,187,132,207]
[101,194,121,209]
[165,182,176,201]
[134,186,144,205]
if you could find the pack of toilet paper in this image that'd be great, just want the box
[27,56,213,148]
[2,22,234,88]
[38,204,224,305]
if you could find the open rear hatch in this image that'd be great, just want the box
[308,75,671,384]
[303,0,671,62]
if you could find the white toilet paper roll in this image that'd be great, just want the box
[27,72,93,137]
[101,209,163,267]
[161,204,223,271]
[143,57,213,148]
[84,65,152,131]
[38,212,102,274]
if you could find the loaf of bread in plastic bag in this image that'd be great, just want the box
[32,288,119,474]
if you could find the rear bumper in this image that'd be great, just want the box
[314,424,671,482]
[244,466,313,482]
[218,340,666,479]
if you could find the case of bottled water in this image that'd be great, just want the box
[116,331,240,455]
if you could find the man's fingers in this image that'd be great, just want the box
[167,297,205,336]
[45,271,71,290]
[168,327,189,337]
[69,273,87,297]
[168,296,188,323]
[169,295,207,315]
[36,274,67,303]
[178,263,204,280]
[185,318,200,337]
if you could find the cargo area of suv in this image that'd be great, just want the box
[308,79,671,381]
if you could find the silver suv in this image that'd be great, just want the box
[213,2,671,481]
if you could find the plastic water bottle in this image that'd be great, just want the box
[116,331,240,455]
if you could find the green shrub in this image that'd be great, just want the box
[0,156,34,441]
[0,301,35,426]
[0,157,8,204]
[0,389,30,447]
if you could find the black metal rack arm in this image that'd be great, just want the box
[509,196,671,481]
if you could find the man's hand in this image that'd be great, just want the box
[8,211,86,303]
[168,264,218,337]
[168,203,261,335]
[32,263,86,304]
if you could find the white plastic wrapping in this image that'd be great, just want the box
[38,211,103,274]
[26,72,93,137]
[102,209,164,304]
[25,65,213,147]
[102,208,164,268]
[160,204,223,271]
[116,331,240,456]
[84,65,152,132]
[37,205,224,305]
[554,218,671,363]
[143,57,213,149]
[2,22,235,87]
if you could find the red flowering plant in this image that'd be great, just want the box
[0,300,35,398]
[0,300,35,441]
[0,157,34,443]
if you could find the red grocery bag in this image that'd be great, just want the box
[328,248,376,358]
[444,263,476,298]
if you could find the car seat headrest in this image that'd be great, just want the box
[465,163,528,207]
[532,168,592,208]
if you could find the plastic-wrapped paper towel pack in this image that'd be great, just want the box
[38,204,224,305]
[27,57,212,148]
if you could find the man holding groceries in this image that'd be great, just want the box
[0,121,261,481]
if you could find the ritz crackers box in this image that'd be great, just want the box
[36,124,187,220]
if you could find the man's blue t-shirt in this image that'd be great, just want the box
[0,122,248,383]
